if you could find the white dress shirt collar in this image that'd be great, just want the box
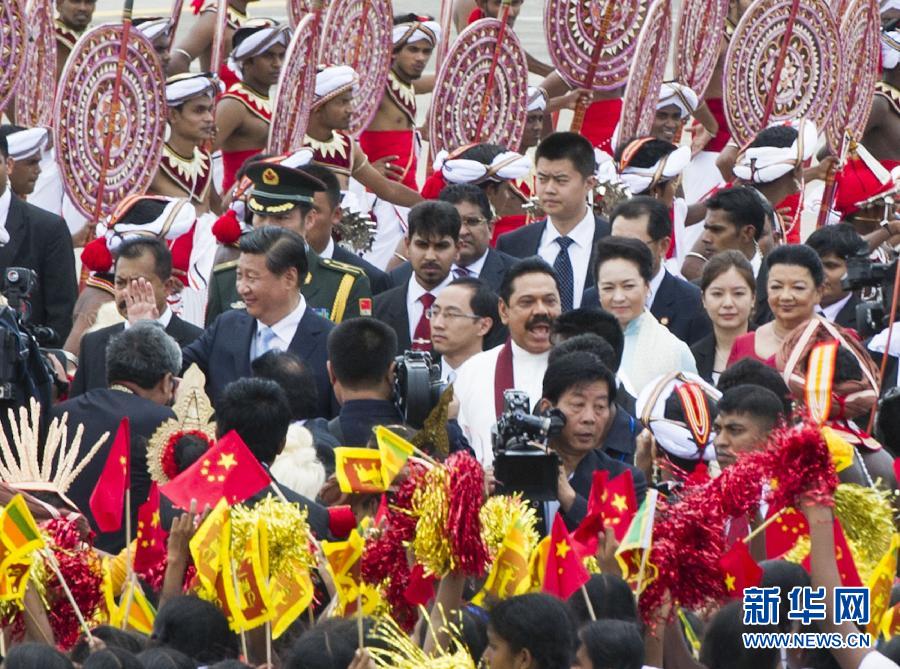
[817,293,852,323]
[320,237,335,260]
[541,206,594,250]
[453,248,489,278]
[647,265,666,308]
[0,188,12,245]
[536,207,594,309]
[124,307,173,330]
[406,272,453,341]
[749,248,762,277]
[256,294,306,351]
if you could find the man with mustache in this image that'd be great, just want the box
[453,256,562,465]
[373,201,460,354]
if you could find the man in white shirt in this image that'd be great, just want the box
[430,277,498,383]
[454,257,562,465]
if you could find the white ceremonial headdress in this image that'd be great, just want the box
[527,86,547,113]
[882,29,900,70]
[635,372,721,462]
[100,196,197,256]
[594,148,625,186]
[228,21,291,75]
[882,0,900,14]
[165,72,223,107]
[732,118,818,184]
[281,147,314,169]
[656,81,699,119]
[135,17,172,42]
[392,18,441,47]
[619,143,691,194]
[7,127,48,161]
[441,150,532,185]
[313,65,360,109]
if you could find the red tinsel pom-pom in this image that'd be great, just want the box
[80,238,113,273]
[212,209,242,245]
[764,419,837,510]
[445,452,489,576]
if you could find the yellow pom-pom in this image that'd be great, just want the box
[369,611,477,669]
[412,466,453,575]
[231,494,316,573]
[479,495,540,558]
[834,483,895,583]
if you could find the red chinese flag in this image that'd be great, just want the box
[718,540,763,598]
[800,518,863,587]
[89,418,131,533]
[600,469,637,542]
[543,513,591,600]
[160,431,272,511]
[133,483,168,573]
[764,507,809,560]
[572,471,609,556]
[403,563,437,607]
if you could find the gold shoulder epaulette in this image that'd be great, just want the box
[320,257,364,276]
[213,259,239,273]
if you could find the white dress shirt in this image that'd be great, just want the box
[251,295,307,360]
[440,357,459,383]
[749,248,762,277]
[537,207,595,308]
[646,265,666,309]
[452,248,489,279]
[0,187,11,245]
[124,307,173,330]
[405,273,453,342]
[320,237,335,260]
[816,293,852,323]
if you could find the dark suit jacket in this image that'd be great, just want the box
[332,245,392,295]
[561,448,648,531]
[831,294,860,331]
[691,333,717,384]
[388,248,517,293]
[373,281,413,353]
[495,214,611,302]
[181,308,335,418]
[70,316,203,397]
[51,389,175,552]
[0,196,77,344]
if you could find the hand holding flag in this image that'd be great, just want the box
[543,514,591,600]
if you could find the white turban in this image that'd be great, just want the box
[441,150,531,185]
[656,81,699,119]
[636,372,721,462]
[101,197,197,255]
[313,65,359,109]
[882,0,900,13]
[7,128,48,161]
[281,147,314,168]
[733,118,818,184]
[620,144,691,194]
[593,148,626,187]
[165,73,222,106]
[135,17,171,42]
[228,23,291,75]
[883,29,900,70]
[392,19,441,47]
[527,86,547,113]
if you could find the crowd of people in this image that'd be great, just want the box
[0,0,900,666]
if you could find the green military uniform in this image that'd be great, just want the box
[205,160,374,326]
[206,245,372,325]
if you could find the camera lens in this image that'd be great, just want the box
[6,270,18,283]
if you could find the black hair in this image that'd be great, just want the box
[578,620,645,669]
[0,132,7,159]
[303,163,341,211]
[764,242,825,286]
[287,618,375,669]
[172,433,210,473]
[448,276,500,321]
[106,321,181,388]
[833,346,864,384]
[3,643,74,669]
[216,377,292,465]
[699,600,779,669]
[535,132,596,178]
[718,385,784,430]
[760,559,811,632]
[457,606,489,661]
[882,637,900,665]
[115,237,173,281]
[609,195,672,241]
[327,317,397,389]
[567,573,638,625]
[439,183,493,221]
[498,256,560,304]
[717,358,792,416]
[805,222,867,261]
[207,662,255,669]
[82,648,143,669]
[252,349,320,420]
[614,137,677,169]
[542,351,617,405]
[701,249,756,294]
[71,626,147,663]
[118,198,168,225]
[549,333,617,372]
[238,226,309,287]
[550,309,624,368]
[406,200,462,242]
[749,124,798,149]
[393,11,434,24]
[459,143,506,165]
[150,595,239,664]
[137,647,196,669]
[594,236,654,283]
[488,593,576,669]
[705,186,767,241]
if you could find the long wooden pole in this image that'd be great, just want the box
[759,0,801,127]
[474,0,513,140]
[167,0,186,51]
[570,0,619,134]
[868,234,900,434]
[350,0,371,72]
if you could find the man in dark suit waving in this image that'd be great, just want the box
[583,196,711,345]
[182,226,336,417]
[496,132,610,311]
[70,237,203,396]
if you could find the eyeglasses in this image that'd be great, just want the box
[425,306,481,321]
[460,216,488,227]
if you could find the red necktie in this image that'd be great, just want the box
[412,292,435,351]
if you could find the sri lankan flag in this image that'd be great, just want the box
[189,498,230,595]
[0,556,33,602]
[375,426,414,485]
[114,577,157,634]
[221,517,271,631]
[615,489,659,594]
[0,495,45,558]
[334,447,386,493]
[269,560,314,638]
[474,517,533,604]
[868,533,900,637]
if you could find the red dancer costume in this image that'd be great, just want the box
[359,71,420,190]
[219,83,271,192]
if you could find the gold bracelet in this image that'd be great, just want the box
[684,252,708,262]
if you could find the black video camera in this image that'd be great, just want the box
[491,390,566,501]
[2,267,58,346]
[841,251,897,338]
[393,350,446,429]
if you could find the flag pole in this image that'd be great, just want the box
[41,550,94,642]
[741,508,784,544]
[580,585,597,621]
[474,0,513,140]
[569,0,618,134]
[357,591,364,648]
[120,487,133,629]
[265,621,273,667]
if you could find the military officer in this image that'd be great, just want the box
[206,163,372,324]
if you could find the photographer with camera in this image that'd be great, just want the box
[806,223,868,330]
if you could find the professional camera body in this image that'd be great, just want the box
[491,390,566,501]
[842,250,898,338]
[393,350,446,429]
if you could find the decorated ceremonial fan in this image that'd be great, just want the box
[268,13,319,154]
[544,0,650,92]
[428,18,529,156]
[14,0,57,127]
[54,24,167,221]
[318,0,393,136]
[825,0,879,150]
[672,0,729,97]
[287,0,311,28]
[0,0,27,112]
[618,0,673,143]
[723,0,842,146]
